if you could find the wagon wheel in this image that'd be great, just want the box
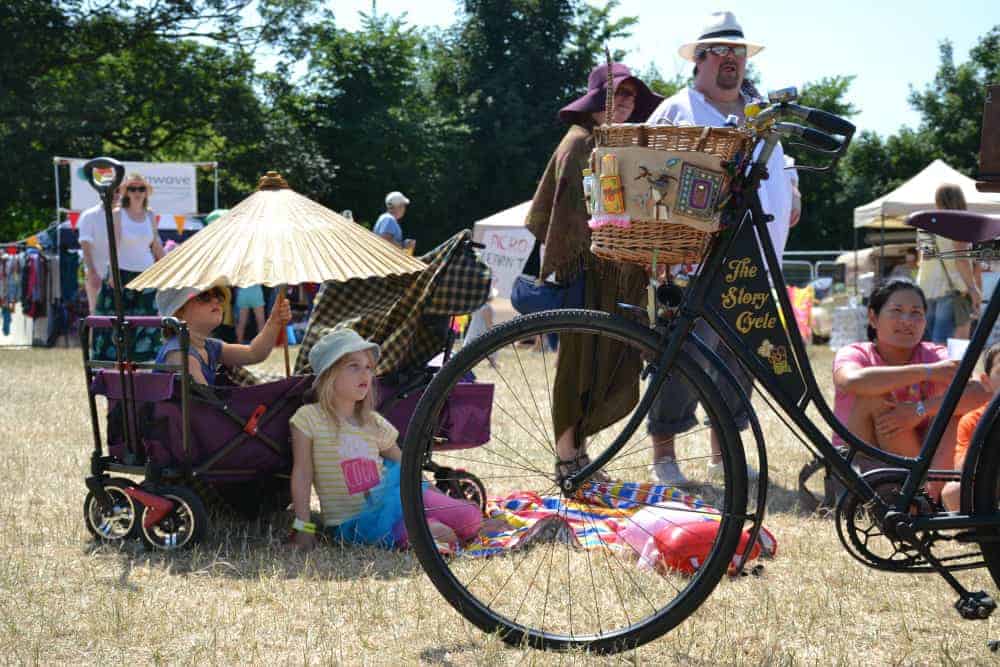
[83,477,142,542]
[435,468,487,513]
[139,485,209,550]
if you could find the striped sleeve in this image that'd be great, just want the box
[289,405,316,440]
[371,413,399,450]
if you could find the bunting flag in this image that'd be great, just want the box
[67,210,80,230]
[26,236,40,249]
[155,214,161,224]
[6,246,16,255]
[174,215,186,235]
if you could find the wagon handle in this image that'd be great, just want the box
[82,157,125,196]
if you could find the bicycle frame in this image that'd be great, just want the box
[569,134,1000,534]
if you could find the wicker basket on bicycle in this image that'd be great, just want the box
[589,123,751,266]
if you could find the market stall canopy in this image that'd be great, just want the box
[127,172,426,291]
[471,201,533,299]
[853,159,1000,229]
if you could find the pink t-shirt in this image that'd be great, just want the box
[832,341,948,445]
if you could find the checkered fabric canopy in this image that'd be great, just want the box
[294,230,492,377]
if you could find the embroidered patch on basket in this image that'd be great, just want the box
[676,164,724,220]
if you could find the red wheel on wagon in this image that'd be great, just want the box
[139,485,209,550]
[83,477,143,542]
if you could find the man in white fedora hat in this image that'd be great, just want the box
[645,11,801,486]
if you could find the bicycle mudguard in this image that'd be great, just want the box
[688,332,769,576]
[959,390,1000,513]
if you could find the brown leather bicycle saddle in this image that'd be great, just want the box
[906,209,1000,243]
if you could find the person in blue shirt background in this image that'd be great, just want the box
[373,191,409,247]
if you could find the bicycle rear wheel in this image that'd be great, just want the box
[401,309,748,653]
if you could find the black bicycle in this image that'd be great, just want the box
[400,89,1000,653]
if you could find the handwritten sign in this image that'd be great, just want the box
[476,228,536,298]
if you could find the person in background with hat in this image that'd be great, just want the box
[644,11,801,485]
[154,285,291,385]
[287,329,482,550]
[525,62,663,480]
[374,191,410,247]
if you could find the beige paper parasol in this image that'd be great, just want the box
[127,171,426,291]
[127,171,426,375]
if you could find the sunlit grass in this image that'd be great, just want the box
[0,343,997,663]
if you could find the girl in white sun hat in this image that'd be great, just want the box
[287,328,482,551]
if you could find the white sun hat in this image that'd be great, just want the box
[678,11,765,62]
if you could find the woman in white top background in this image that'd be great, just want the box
[916,183,981,343]
[92,173,166,361]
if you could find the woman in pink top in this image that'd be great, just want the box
[833,280,990,497]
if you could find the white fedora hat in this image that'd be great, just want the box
[678,11,765,62]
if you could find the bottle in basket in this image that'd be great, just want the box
[599,153,626,214]
[582,168,595,214]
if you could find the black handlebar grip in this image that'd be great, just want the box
[806,108,856,138]
[800,126,842,152]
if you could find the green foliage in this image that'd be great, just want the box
[1,3,996,256]
[639,64,687,99]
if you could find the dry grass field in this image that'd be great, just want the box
[2,342,999,665]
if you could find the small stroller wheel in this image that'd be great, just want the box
[139,485,208,550]
[436,469,487,513]
[84,477,142,542]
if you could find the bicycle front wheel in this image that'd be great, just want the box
[401,309,748,653]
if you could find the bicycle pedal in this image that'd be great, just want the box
[955,591,997,620]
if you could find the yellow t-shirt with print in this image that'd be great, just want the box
[289,404,399,526]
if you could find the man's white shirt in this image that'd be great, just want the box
[76,203,110,279]
[647,87,796,259]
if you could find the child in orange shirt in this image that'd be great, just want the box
[942,344,1000,511]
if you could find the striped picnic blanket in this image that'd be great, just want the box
[453,480,710,558]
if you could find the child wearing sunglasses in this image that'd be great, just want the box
[154,286,291,384]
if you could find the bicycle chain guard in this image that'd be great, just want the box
[835,469,933,572]
[834,468,987,574]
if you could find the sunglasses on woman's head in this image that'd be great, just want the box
[126,185,147,193]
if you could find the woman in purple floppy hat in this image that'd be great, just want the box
[523,62,662,480]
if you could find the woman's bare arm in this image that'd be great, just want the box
[834,359,958,397]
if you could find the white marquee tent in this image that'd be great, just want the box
[853,159,1000,229]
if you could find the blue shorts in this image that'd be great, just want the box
[235,285,265,310]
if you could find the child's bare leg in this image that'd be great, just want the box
[941,481,961,511]
[252,305,265,336]
[236,308,248,343]
[924,417,961,502]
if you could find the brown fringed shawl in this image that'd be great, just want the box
[525,124,594,281]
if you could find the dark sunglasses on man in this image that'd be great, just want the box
[697,44,747,58]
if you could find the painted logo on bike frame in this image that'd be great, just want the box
[706,221,806,401]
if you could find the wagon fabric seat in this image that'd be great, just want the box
[92,371,310,480]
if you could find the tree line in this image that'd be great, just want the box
[1,1,996,251]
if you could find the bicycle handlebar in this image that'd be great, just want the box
[781,103,856,140]
[774,122,842,152]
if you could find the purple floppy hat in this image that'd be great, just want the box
[558,63,663,124]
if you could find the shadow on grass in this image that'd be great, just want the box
[82,510,425,584]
